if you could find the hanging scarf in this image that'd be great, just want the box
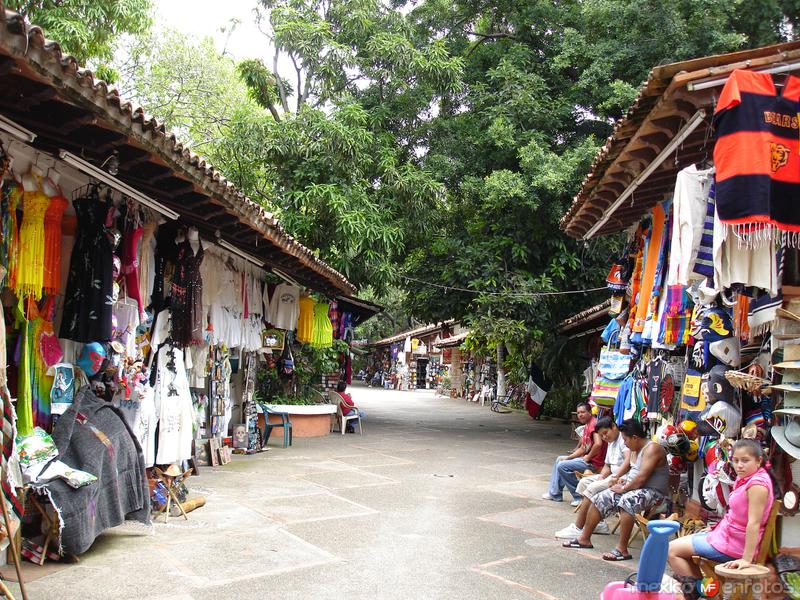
[748,246,784,337]
[659,285,693,346]
[633,203,668,334]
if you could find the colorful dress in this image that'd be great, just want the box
[14,189,49,300]
[0,182,20,290]
[43,194,68,296]
[59,194,114,342]
[170,241,204,347]
[311,302,333,348]
[297,295,315,343]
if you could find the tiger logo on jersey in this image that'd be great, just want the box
[770,142,790,173]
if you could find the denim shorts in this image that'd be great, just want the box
[691,532,736,563]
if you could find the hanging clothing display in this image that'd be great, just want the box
[297,295,315,343]
[14,185,49,300]
[150,310,194,464]
[42,192,67,296]
[170,240,204,347]
[311,302,333,348]
[666,165,715,286]
[0,183,20,290]
[713,69,800,239]
[59,191,113,342]
[121,223,145,318]
[268,283,300,331]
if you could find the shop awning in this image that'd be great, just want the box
[335,295,383,326]
[560,40,800,240]
[372,320,457,348]
[556,300,612,338]
[433,331,470,349]
[0,5,355,296]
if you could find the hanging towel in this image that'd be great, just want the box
[692,183,716,283]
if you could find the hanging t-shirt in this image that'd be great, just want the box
[666,165,715,286]
[268,284,301,331]
[714,69,800,235]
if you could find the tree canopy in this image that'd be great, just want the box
[21,0,799,378]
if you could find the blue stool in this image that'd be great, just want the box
[260,406,293,448]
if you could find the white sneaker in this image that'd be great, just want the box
[555,524,582,539]
[541,492,561,501]
[570,498,582,507]
[595,520,610,535]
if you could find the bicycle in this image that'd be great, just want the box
[490,383,525,413]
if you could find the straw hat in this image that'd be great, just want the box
[776,298,800,323]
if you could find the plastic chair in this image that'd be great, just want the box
[259,405,292,448]
[329,392,362,435]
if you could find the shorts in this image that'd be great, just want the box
[592,487,667,518]
[577,474,612,499]
[691,532,736,563]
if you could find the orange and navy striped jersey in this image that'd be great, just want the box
[713,69,800,232]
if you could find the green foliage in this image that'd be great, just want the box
[116,29,256,148]
[7,0,152,75]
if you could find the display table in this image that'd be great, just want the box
[258,404,337,438]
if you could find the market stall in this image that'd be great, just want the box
[560,40,800,596]
[0,4,380,568]
[370,320,458,390]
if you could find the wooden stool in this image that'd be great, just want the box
[714,564,770,600]
[27,493,60,566]
[153,466,193,523]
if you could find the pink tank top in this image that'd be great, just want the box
[706,468,773,559]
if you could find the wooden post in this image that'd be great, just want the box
[0,492,27,600]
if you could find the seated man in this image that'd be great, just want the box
[562,418,669,561]
[542,402,606,504]
[555,417,630,539]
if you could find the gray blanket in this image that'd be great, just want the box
[45,386,150,555]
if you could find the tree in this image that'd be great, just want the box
[398,0,795,381]
[115,29,256,149]
[6,0,152,79]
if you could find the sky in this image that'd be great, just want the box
[153,0,272,62]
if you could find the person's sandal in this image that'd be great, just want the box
[562,539,593,549]
[602,549,633,561]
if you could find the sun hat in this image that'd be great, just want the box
[772,418,800,460]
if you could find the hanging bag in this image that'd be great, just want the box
[591,330,631,407]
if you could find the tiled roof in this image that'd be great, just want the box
[372,320,457,347]
[560,40,800,239]
[556,299,611,334]
[0,3,355,294]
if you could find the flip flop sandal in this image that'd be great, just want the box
[603,549,633,561]
[562,539,593,549]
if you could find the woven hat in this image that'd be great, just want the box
[772,418,800,460]
[776,298,800,323]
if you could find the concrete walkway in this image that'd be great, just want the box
[18,386,642,600]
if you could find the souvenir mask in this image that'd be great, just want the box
[77,342,106,376]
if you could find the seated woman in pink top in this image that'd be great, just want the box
[668,439,776,595]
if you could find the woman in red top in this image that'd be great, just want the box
[336,381,359,433]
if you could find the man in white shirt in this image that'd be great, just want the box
[555,417,630,539]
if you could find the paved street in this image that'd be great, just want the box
[17,386,641,600]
